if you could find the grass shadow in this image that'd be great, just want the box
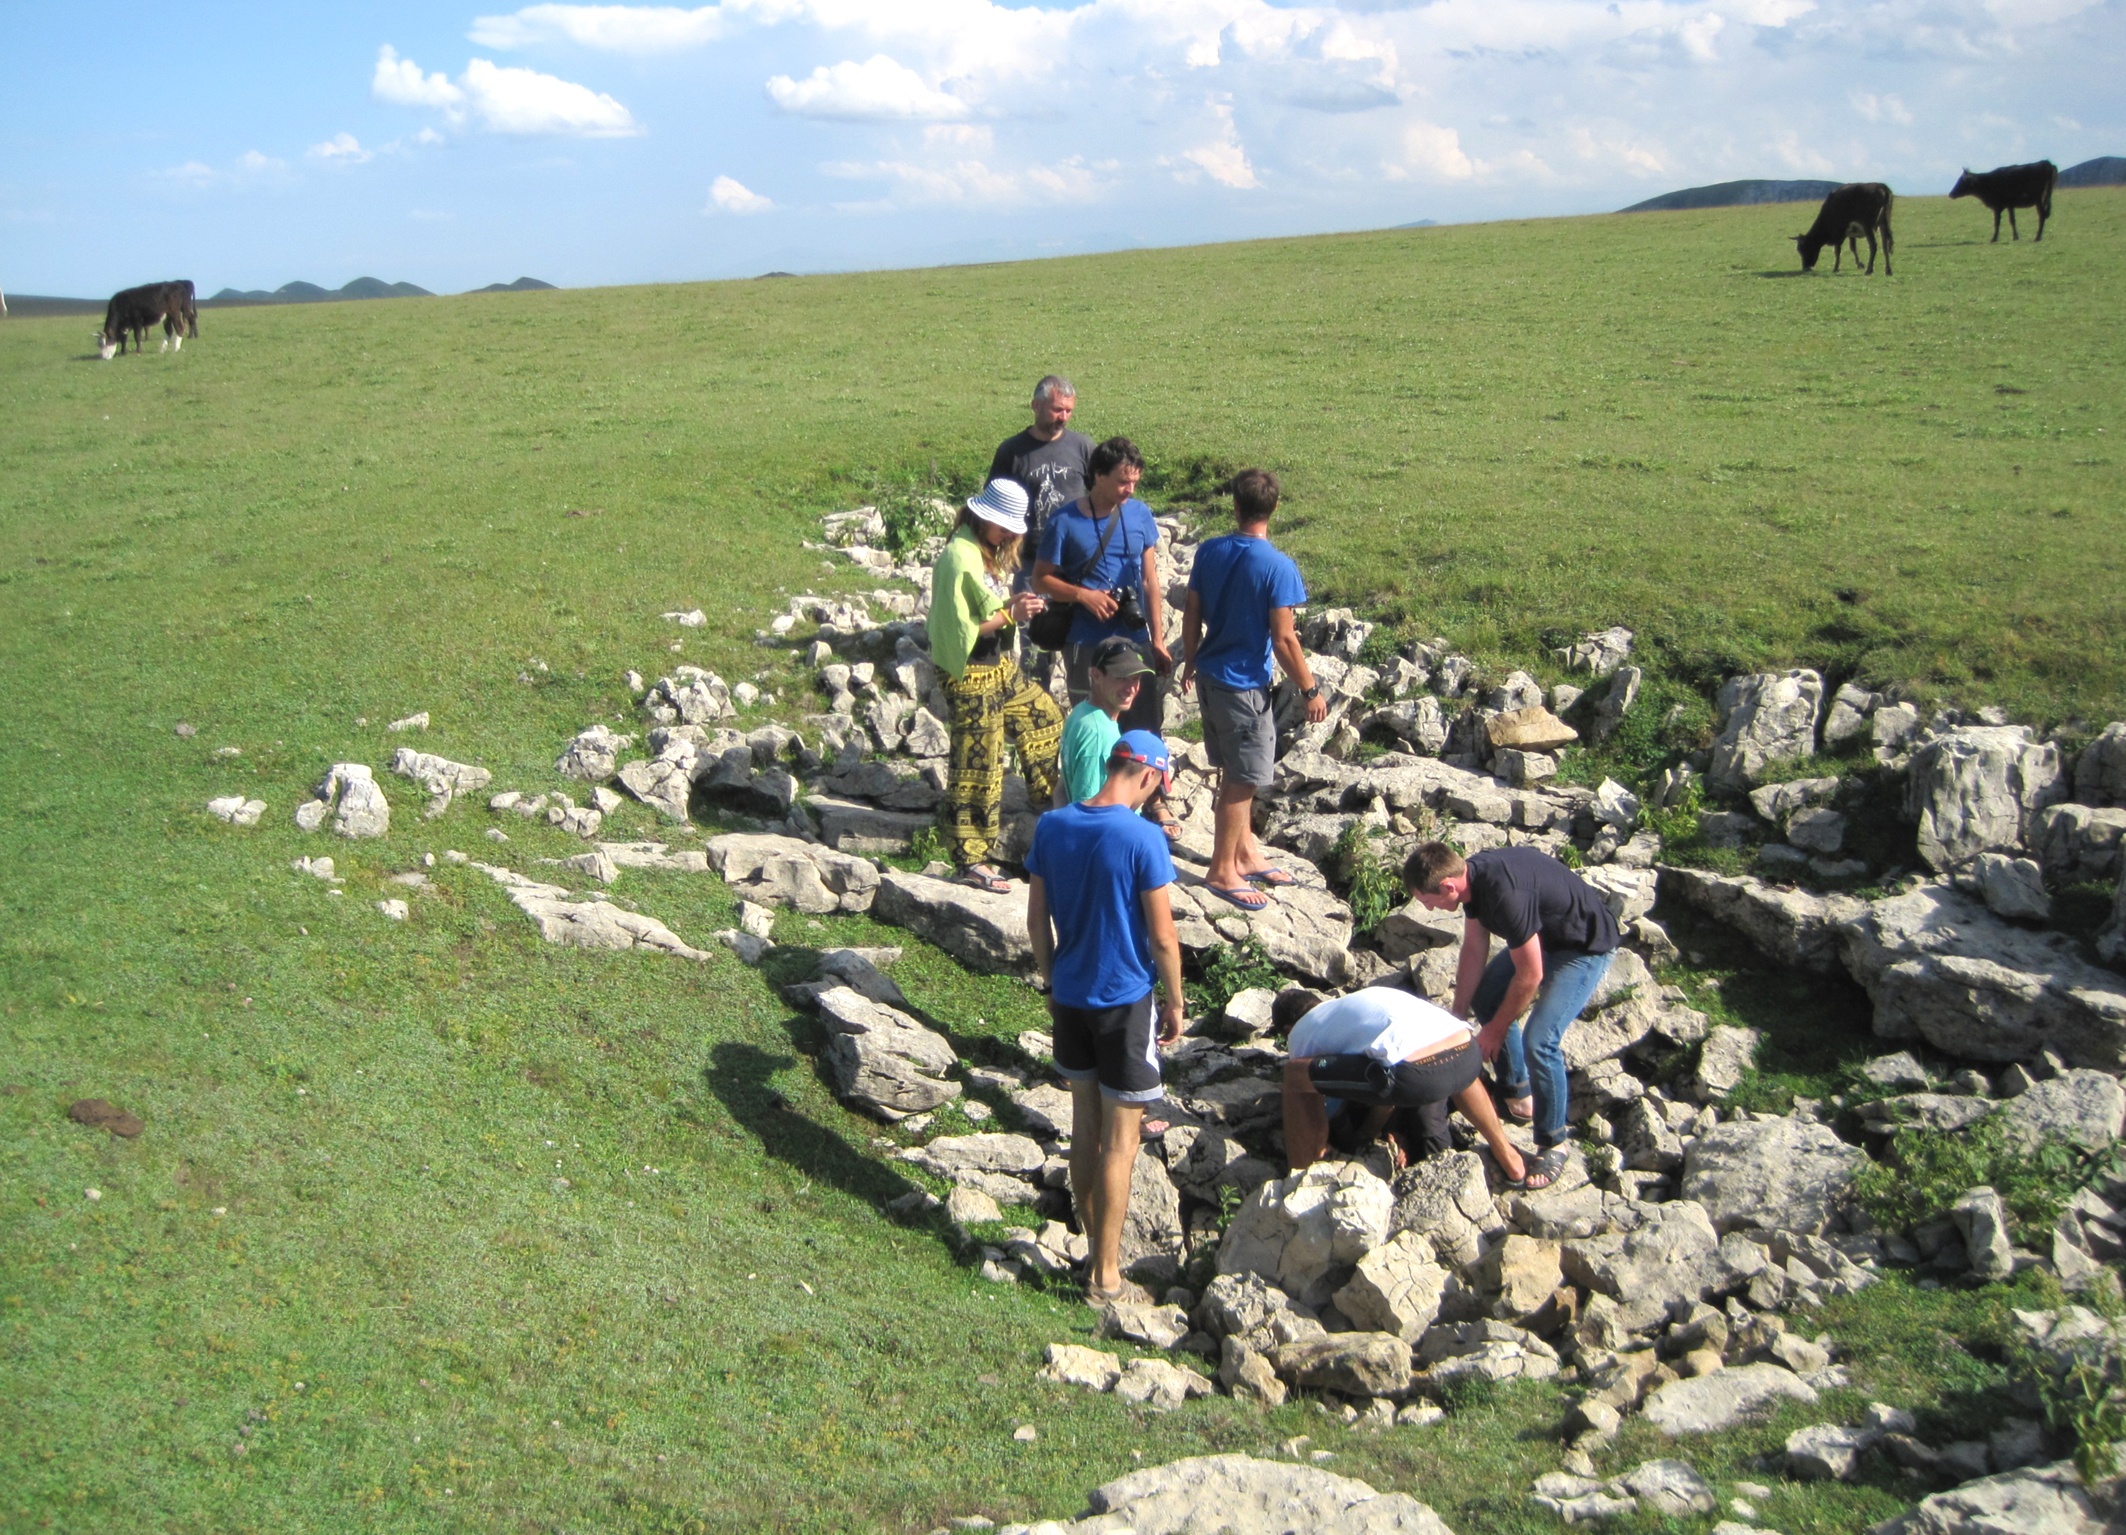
[704,1037,923,1213]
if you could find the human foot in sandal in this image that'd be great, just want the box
[955,864,1012,894]
[1518,1145,1571,1191]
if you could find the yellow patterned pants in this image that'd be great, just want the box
[943,657,1062,869]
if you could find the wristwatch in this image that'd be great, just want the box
[1302,682,1323,700]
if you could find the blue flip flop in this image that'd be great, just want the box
[1206,883,1271,912]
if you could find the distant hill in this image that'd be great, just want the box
[469,277,557,294]
[204,278,434,307]
[1397,220,1438,229]
[3,294,106,318]
[1621,179,1840,213]
[2060,156,2126,187]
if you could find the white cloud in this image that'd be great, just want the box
[462,57,643,134]
[237,150,288,173]
[1386,121,1477,182]
[309,132,373,163]
[708,173,774,213]
[372,44,640,136]
[767,56,969,121]
[1851,91,1914,123]
[470,2,738,51]
[155,152,291,191]
[823,154,1105,207]
[163,160,219,189]
[374,45,465,109]
[1168,104,1260,189]
[1678,13,1726,60]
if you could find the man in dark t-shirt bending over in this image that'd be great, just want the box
[1406,841,1619,1190]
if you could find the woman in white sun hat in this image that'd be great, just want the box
[928,479,1064,893]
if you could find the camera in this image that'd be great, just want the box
[1110,583,1146,631]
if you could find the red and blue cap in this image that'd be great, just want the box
[1110,729,1173,789]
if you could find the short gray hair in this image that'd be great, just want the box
[1032,374,1076,406]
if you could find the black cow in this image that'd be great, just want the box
[1795,183,1894,275]
[1951,161,2057,242]
[95,284,171,358]
[159,279,198,348]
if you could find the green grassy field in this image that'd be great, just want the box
[1,193,2121,1532]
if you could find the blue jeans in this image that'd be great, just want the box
[1471,947,1614,1149]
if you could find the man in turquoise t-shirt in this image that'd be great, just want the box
[1057,637,1155,804]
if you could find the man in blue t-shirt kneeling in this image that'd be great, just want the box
[1025,730,1186,1303]
[1180,469,1326,911]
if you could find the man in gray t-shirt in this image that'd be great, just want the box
[990,374,1092,593]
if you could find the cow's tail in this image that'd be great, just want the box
[2039,163,2056,218]
[1880,188,1895,255]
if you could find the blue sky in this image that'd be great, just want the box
[2,0,2118,296]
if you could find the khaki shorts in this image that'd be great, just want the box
[1198,681,1276,788]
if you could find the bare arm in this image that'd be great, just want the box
[1180,589,1203,693]
[1269,607,1327,722]
[1028,876,1053,987]
[1450,917,1493,1018]
[1140,545,1170,668]
[1140,884,1186,1044]
[1034,557,1117,620]
[1282,1059,1330,1172]
[1475,936,1545,1064]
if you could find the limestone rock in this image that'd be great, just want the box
[471,863,708,959]
[1113,1357,1215,1410]
[1642,1363,1818,1435]
[1591,666,1641,746]
[1332,1231,1448,1341]
[1196,1273,1326,1355]
[616,755,694,821]
[1218,1337,1288,1407]
[1617,1097,1684,1172]
[1680,1117,1865,1235]
[1039,1343,1121,1392]
[1823,683,1876,747]
[556,724,633,781]
[2076,723,2126,807]
[1077,1454,1455,1535]
[1097,1301,1192,1351]
[1952,1186,2015,1281]
[1969,853,2053,923]
[1562,1198,1733,1333]
[1693,1026,1761,1101]
[1907,726,2068,872]
[303,763,390,839]
[1386,1150,1505,1269]
[1710,671,1823,791]
[1658,866,1863,974]
[1560,627,1635,677]
[1838,882,2126,1070]
[389,748,491,795]
[1369,696,1449,755]
[1269,1333,1413,1398]
[1997,1070,2126,1154]
[1218,1161,1395,1309]
[1487,707,1578,752]
[1167,872,1354,987]
[1873,1460,2110,1535]
[1616,1459,1715,1517]
[206,796,266,826]
[707,833,879,915]
[946,1187,1001,1225]
[1786,1421,1880,1481]
[1484,1234,1564,1322]
[1124,1148,1187,1279]
[872,869,1033,976]
[816,987,962,1120]
[2033,803,2126,885]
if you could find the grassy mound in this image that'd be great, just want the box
[2,193,2121,1530]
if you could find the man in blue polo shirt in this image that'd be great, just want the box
[1025,730,1186,1303]
[1180,468,1326,911]
[1033,436,1168,735]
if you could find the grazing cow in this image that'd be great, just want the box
[1951,161,2057,242]
[159,279,198,349]
[96,284,172,358]
[1795,183,1894,275]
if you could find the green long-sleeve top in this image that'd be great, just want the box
[927,526,1009,679]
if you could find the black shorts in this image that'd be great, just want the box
[1050,993,1163,1104]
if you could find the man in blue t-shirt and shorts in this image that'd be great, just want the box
[1406,840,1620,1191]
[1025,730,1186,1303]
[1180,468,1326,911]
